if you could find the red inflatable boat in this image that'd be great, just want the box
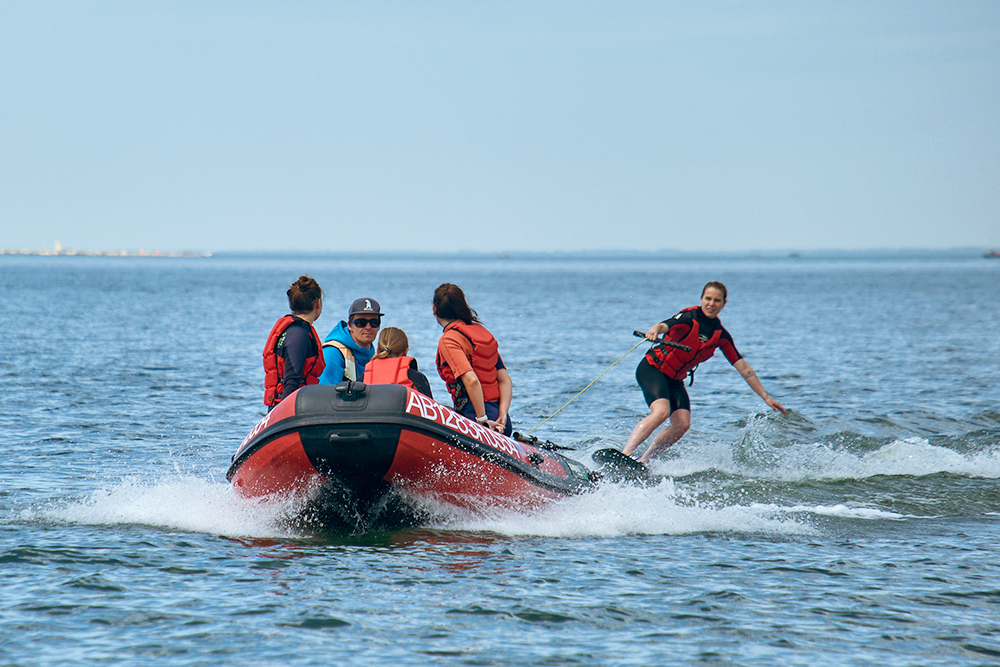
[227,382,597,530]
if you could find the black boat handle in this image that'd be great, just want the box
[328,432,371,444]
[632,331,691,352]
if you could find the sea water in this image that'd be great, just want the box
[1,253,998,666]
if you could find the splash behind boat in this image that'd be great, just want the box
[227,383,597,530]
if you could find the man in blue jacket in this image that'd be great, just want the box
[318,297,383,385]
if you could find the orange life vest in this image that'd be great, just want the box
[436,321,500,403]
[363,356,416,390]
[645,306,723,381]
[262,315,325,407]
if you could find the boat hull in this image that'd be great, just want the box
[228,383,594,529]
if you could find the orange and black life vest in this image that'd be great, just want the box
[436,321,500,403]
[363,356,416,390]
[262,315,325,407]
[645,306,723,381]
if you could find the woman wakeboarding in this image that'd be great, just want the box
[621,281,786,464]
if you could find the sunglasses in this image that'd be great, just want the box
[351,317,381,329]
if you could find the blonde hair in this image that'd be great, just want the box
[373,327,409,359]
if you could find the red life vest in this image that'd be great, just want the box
[436,321,501,403]
[645,306,724,381]
[262,315,326,407]
[363,356,416,390]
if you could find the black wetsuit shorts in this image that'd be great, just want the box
[636,358,691,413]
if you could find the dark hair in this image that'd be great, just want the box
[287,275,323,313]
[373,327,409,359]
[701,281,727,301]
[433,283,479,324]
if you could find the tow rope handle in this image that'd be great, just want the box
[631,330,692,352]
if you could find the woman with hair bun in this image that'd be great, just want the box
[262,276,326,410]
[432,283,513,436]
[362,327,434,398]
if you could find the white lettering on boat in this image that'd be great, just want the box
[404,390,524,459]
[443,407,461,431]
[240,412,271,451]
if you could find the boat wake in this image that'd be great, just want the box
[655,428,1000,482]
[20,471,820,540]
[18,419,998,540]
[20,476,312,539]
[423,479,817,538]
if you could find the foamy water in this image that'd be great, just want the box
[22,477,307,539]
[430,480,817,538]
[21,468,816,541]
[26,427,987,541]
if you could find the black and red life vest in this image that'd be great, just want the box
[436,321,500,403]
[262,315,325,407]
[645,306,723,381]
[363,356,416,390]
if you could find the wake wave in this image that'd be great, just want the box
[20,476,308,539]
[19,473,822,539]
[22,425,993,540]
[649,417,1000,482]
[423,479,816,538]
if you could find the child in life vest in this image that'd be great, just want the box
[362,327,434,398]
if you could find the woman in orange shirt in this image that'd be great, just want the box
[432,283,513,436]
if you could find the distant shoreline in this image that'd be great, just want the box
[211,247,998,261]
[0,249,211,258]
[2,248,995,261]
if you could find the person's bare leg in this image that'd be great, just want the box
[621,399,670,457]
[638,409,691,464]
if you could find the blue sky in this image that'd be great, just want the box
[2,1,998,253]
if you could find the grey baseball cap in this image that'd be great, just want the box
[348,297,383,318]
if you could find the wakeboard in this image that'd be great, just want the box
[591,448,660,486]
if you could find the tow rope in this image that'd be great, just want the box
[526,332,692,434]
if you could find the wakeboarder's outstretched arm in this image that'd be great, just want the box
[733,359,786,414]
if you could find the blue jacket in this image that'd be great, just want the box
[318,321,375,385]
